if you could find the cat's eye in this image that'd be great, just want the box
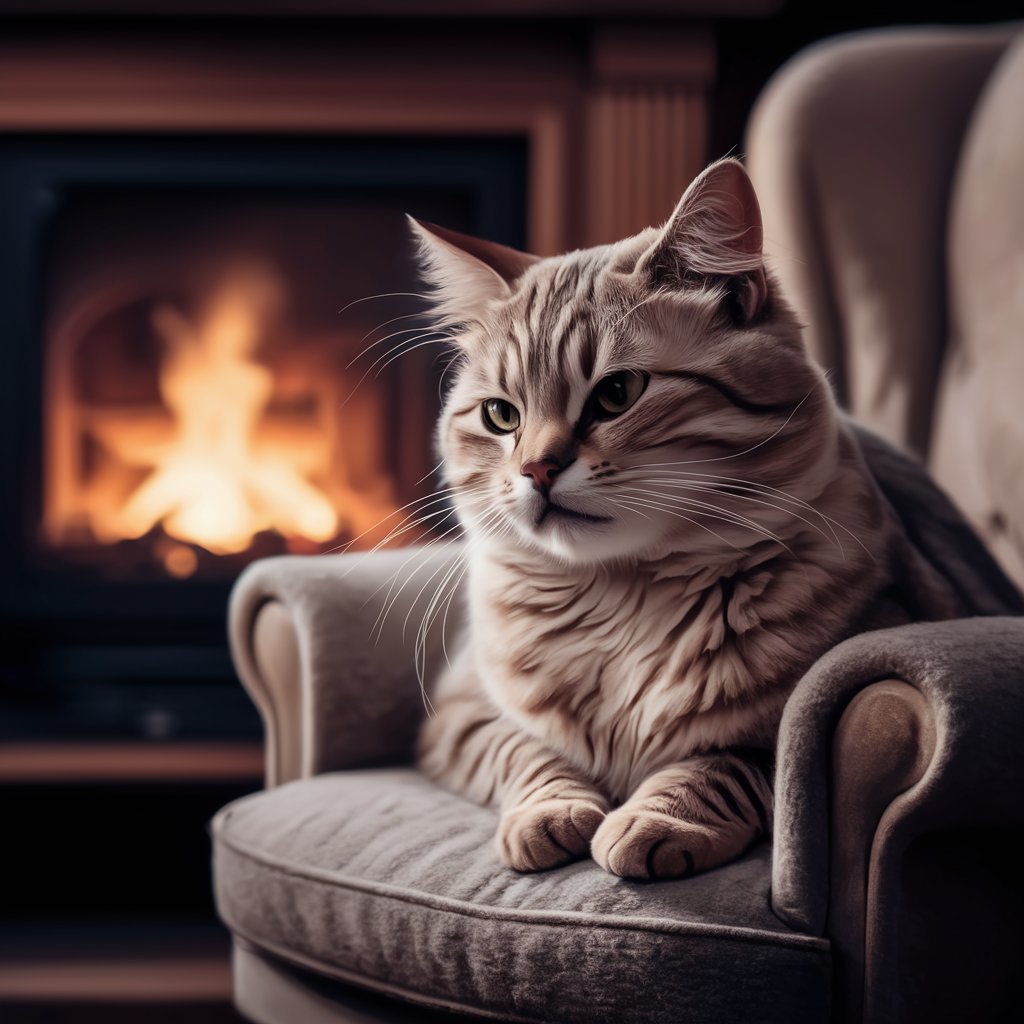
[593,370,648,418]
[482,398,521,434]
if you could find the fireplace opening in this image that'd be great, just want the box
[39,186,451,582]
[0,134,526,739]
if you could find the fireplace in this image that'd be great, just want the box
[0,13,718,747]
[0,133,526,739]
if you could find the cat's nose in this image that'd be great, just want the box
[521,459,562,491]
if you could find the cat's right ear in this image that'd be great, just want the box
[408,217,540,329]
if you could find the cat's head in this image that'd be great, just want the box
[412,158,837,566]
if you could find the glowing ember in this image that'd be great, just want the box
[96,267,339,555]
[161,542,199,579]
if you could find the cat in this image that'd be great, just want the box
[411,157,956,880]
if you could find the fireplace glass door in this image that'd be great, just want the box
[41,186,453,582]
[0,134,525,737]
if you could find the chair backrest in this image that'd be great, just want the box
[746,25,1024,589]
[930,35,1024,590]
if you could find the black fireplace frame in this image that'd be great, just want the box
[0,132,526,739]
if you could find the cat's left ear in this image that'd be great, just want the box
[638,157,768,324]
[408,217,541,329]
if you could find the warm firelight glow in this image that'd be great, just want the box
[160,542,200,579]
[94,267,338,555]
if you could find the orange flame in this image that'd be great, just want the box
[95,267,338,555]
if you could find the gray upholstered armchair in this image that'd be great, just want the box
[213,27,1024,1024]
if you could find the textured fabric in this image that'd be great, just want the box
[214,769,830,1024]
[931,35,1024,591]
[773,616,1024,938]
[229,546,464,776]
[747,26,1015,456]
[748,24,1024,593]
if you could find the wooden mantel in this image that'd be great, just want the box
[0,3,781,252]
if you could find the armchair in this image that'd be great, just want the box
[213,25,1024,1024]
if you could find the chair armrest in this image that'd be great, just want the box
[773,617,1024,1022]
[228,546,464,787]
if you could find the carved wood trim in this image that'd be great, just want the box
[0,23,716,253]
[0,39,581,255]
[585,27,715,244]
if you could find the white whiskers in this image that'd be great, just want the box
[336,290,430,317]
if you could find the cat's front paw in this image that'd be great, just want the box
[591,807,719,880]
[497,798,607,872]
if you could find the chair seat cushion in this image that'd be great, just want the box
[213,769,830,1024]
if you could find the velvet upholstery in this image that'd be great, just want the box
[214,771,830,1024]
[774,617,1024,932]
[931,35,1024,590]
[748,25,1024,592]
[747,25,1015,458]
[773,617,1024,1023]
[229,547,462,784]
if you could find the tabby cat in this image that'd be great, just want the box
[412,158,945,880]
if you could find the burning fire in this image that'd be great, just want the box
[95,267,339,555]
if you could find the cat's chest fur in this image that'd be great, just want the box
[470,545,870,800]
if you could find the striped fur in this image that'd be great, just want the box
[412,159,958,879]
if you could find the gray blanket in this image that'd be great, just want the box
[854,423,1023,620]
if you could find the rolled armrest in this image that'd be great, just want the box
[229,546,464,787]
[773,617,1024,1022]
[774,616,1024,930]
